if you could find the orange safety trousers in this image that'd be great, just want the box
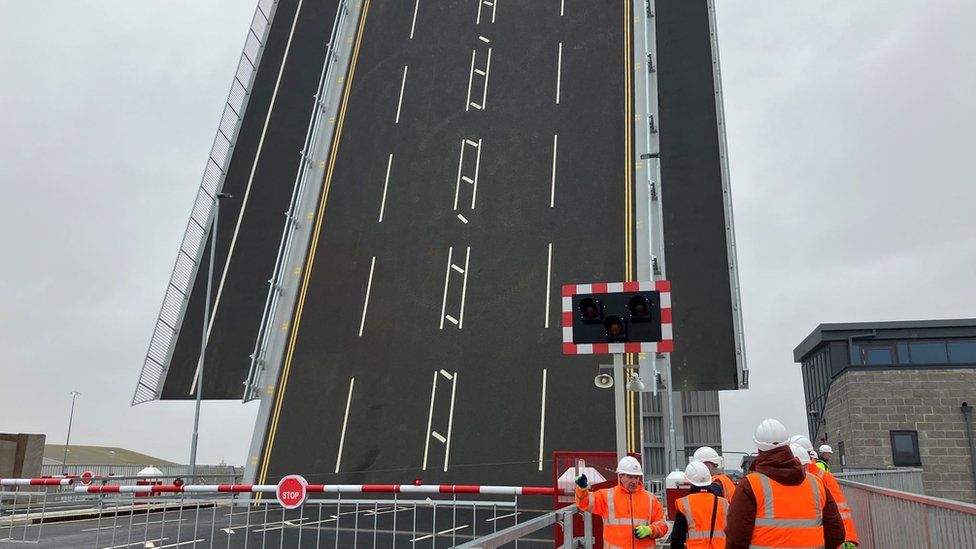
[809,464,859,545]
[676,492,729,548]
[576,484,668,548]
[745,472,828,548]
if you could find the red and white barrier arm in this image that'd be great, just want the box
[1,478,74,486]
[73,484,566,496]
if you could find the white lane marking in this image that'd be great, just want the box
[431,431,446,443]
[444,371,458,472]
[379,154,393,222]
[491,0,497,23]
[453,141,465,210]
[464,139,478,147]
[538,369,548,471]
[465,49,476,111]
[445,315,459,326]
[485,511,521,523]
[439,369,454,380]
[253,517,311,533]
[461,176,474,184]
[457,214,468,223]
[550,134,558,208]
[411,525,469,543]
[481,48,492,109]
[358,256,376,337]
[451,264,465,274]
[560,0,564,16]
[410,0,419,39]
[100,538,168,548]
[395,65,408,124]
[335,377,355,473]
[190,0,307,395]
[471,140,483,209]
[479,35,490,43]
[439,247,453,329]
[545,243,553,328]
[422,371,438,470]
[556,42,563,104]
[458,246,471,328]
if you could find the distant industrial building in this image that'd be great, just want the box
[795,319,976,502]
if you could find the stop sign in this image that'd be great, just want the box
[276,474,308,509]
[80,471,95,486]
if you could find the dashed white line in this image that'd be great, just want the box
[465,50,476,111]
[444,371,458,472]
[411,525,469,543]
[458,246,471,328]
[358,256,376,337]
[491,0,497,22]
[453,141,465,210]
[410,0,419,39]
[439,247,454,329]
[439,369,454,380]
[422,371,438,470]
[471,139,483,209]
[556,42,563,104]
[485,512,521,523]
[481,48,492,109]
[379,154,393,222]
[479,35,490,43]
[335,377,355,473]
[545,243,553,328]
[538,369,548,471]
[452,264,465,274]
[560,0,564,16]
[395,65,408,123]
[431,431,447,443]
[457,214,468,223]
[550,134,558,208]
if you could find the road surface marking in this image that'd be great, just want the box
[439,369,453,380]
[560,0,564,16]
[479,35,490,43]
[451,264,465,274]
[422,371,437,470]
[379,154,393,222]
[358,256,376,336]
[457,214,468,223]
[453,141,465,209]
[471,140,482,209]
[431,431,446,443]
[444,371,458,471]
[439,247,454,329]
[481,48,492,109]
[335,377,355,473]
[410,0,419,39]
[461,176,474,184]
[550,134,558,207]
[545,243,553,328]
[395,65,408,123]
[556,42,563,104]
[445,315,459,325]
[486,512,521,523]
[411,525,468,543]
[465,49,476,111]
[189,0,308,396]
[538,369,548,471]
[464,139,478,147]
[101,538,168,547]
[491,0,497,22]
[458,246,471,328]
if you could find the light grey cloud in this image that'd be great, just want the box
[1,0,973,469]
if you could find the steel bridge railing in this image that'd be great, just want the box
[132,0,280,405]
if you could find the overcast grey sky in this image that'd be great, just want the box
[1,1,974,467]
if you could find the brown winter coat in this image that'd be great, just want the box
[724,445,846,549]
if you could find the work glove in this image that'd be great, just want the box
[634,525,653,539]
[842,543,857,549]
[575,474,588,489]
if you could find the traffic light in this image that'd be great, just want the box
[578,297,603,323]
[604,315,627,341]
[628,295,651,322]
[561,281,673,355]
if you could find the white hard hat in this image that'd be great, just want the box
[819,444,833,454]
[616,455,644,477]
[791,435,814,454]
[684,461,713,487]
[754,418,788,451]
[692,446,722,467]
[789,443,811,465]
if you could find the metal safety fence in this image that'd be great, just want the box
[833,467,925,495]
[838,477,976,549]
[1,477,583,548]
[132,0,280,405]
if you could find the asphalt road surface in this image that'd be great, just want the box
[256,0,634,488]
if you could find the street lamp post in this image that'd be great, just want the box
[62,391,80,475]
[188,192,233,479]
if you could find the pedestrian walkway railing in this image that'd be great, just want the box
[1,477,571,548]
[42,464,243,482]
[833,467,925,495]
[838,477,976,549]
[132,0,280,405]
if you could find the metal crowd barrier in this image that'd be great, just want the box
[1,477,581,548]
[838,477,976,549]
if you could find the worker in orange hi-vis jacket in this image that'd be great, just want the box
[575,456,669,548]
[791,443,859,548]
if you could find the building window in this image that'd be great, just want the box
[838,441,846,467]
[890,430,921,466]
[908,342,948,364]
[948,341,976,364]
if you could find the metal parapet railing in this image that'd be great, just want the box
[132,0,279,405]
[833,467,925,495]
[838,477,976,549]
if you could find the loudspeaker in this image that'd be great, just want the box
[594,373,614,389]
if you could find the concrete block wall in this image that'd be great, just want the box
[817,369,976,503]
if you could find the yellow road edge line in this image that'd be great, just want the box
[624,0,636,455]
[258,0,372,486]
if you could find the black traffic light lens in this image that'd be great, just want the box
[579,297,602,323]
[604,315,626,341]
[628,295,651,321]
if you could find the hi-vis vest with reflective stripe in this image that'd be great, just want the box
[577,485,668,549]
[811,467,859,544]
[745,472,827,549]
[676,493,728,548]
[714,474,736,500]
